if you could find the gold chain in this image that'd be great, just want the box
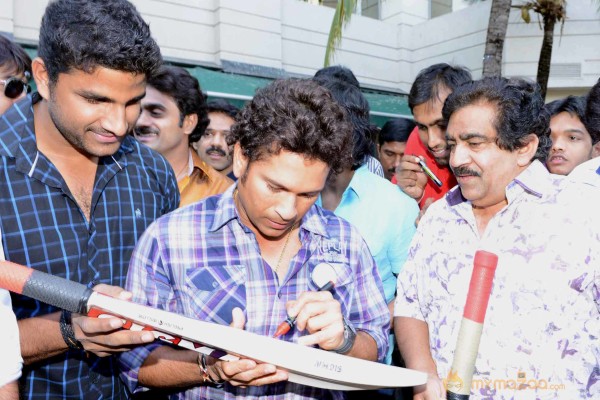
[233,188,295,276]
[273,222,296,276]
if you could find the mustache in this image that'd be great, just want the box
[134,126,159,136]
[206,146,227,157]
[453,166,481,177]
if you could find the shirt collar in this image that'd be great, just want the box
[209,183,329,238]
[343,164,370,200]
[190,150,213,181]
[446,160,555,207]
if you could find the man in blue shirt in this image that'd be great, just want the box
[0,0,179,398]
[314,70,419,368]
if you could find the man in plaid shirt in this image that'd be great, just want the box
[120,78,390,399]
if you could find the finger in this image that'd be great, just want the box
[219,359,257,378]
[74,314,125,334]
[227,363,278,385]
[84,328,155,347]
[231,307,246,330]
[74,315,154,342]
[303,307,341,335]
[288,291,333,319]
[397,170,419,183]
[399,156,423,171]
[294,299,341,332]
[297,324,341,349]
[93,283,132,300]
[232,370,289,387]
[293,301,327,331]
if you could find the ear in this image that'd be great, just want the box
[32,57,50,100]
[516,134,539,167]
[232,142,248,179]
[182,114,198,136]
[376,143,382,157]
[592,141,600,158]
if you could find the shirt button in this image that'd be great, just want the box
[212,281,218,288]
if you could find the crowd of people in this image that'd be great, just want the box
[0,0,598,399]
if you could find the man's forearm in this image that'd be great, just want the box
[138,346,204,389]
[346,331,379,362]
[18,312,67,364]
[394,317,437,373]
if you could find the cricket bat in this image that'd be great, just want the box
[0,260,427,391]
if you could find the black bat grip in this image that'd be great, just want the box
[23,269,93,314]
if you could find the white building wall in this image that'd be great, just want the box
[2,0,599,99]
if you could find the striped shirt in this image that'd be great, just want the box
[120,184,389,400]
[365,155,385,178]
[0,96,179,399]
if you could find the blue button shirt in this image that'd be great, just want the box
[317,165,419,303]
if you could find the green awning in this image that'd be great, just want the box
[186,66,411,126]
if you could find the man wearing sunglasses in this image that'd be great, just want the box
[0,35,31,116]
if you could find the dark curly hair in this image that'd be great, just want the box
[313,72,372,170]
[409,63,472,112]
[585,79,600,145]
[147,66,209,144]
[0,35,31,78]
[442,77,551,162]
[38,0,162,84]
[231,78,353,173]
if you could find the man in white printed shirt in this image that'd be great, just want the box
[394,77,600,400]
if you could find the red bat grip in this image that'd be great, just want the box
[463,251,498,323]
[0,260,92,314]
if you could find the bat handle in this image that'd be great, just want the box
[0,260,93,314]
[446,250,498,399]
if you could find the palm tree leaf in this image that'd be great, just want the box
[324,0,357,66]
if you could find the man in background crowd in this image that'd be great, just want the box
[193,99,238,181]
[378,117,415,181]
[544,95,600,175]
[134,66,232,206]
[395,64,471,209]
[314,65,386,177]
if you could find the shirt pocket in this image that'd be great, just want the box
[185,264,246,325]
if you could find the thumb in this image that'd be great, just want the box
[231,307,246,330]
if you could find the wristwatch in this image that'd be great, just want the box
[331,317,356,354]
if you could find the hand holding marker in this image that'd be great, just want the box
[417,157,443,187]
[274,262,337,337]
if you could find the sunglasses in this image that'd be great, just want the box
[0,76,31,99]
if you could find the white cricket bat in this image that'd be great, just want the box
[0,260,426,390]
